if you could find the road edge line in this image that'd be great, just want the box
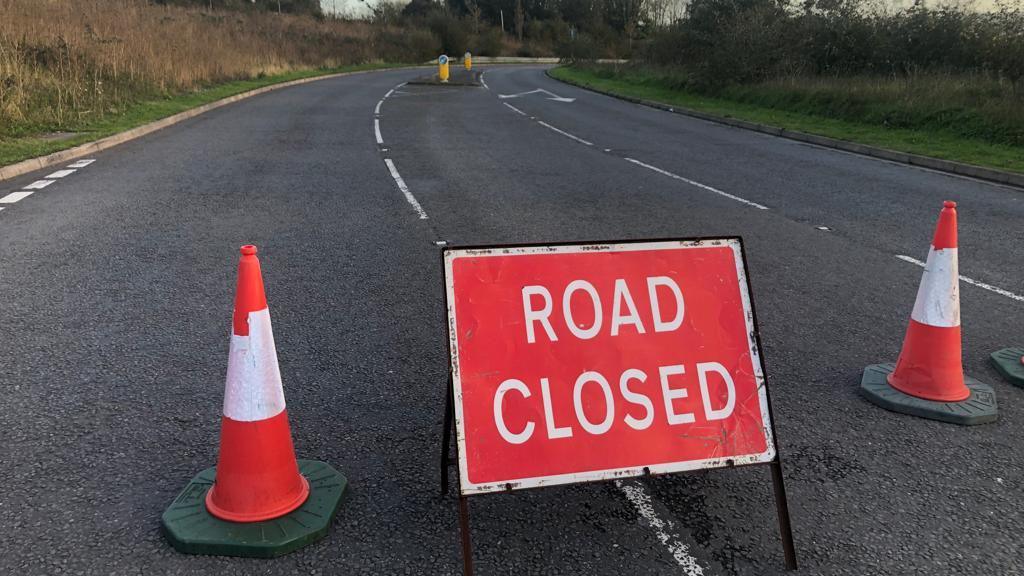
[0,65,429,183]
[546,68,1024,191]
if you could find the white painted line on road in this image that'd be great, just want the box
[0,191,34,203]
[375,99,383,115]
[616,479,706,575]
[624,158,769,210]
[504,103,528,116]
[480,72,489,90]
[896,255,1024,303]
[24,180,55,190]
[384,159,428,220]
[375,118,384,145]
[384,88,395,99]
[67,159,95,168]
[537,121,593,146]
[45,169,76,179]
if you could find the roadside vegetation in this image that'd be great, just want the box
[555,0,1024,173]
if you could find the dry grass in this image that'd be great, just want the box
[0,0,405,137]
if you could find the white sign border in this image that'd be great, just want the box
[443,238,777,496]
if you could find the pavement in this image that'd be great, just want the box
[1,65,1023,575]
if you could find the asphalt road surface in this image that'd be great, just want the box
[2,65,1023,576]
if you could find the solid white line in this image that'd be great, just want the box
[67,159,95,168]
[375,118,384,145]
[616,480,705,575]
[24,180,55,190]
[624,158,769,210]
[895,255,1024,303]
[537,121,593,146]
[0,191,34,203]
[384,159,428,220]
[375,99,383,115]
[504,102,527,116]
[45,169,76,179]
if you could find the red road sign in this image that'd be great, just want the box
[444,239,777,495]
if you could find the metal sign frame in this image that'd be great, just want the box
[438,236,797,574]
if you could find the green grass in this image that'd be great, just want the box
[0,63,410,167]
[550,66,1024,175]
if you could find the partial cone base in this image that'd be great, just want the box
[162,460,346,558]
[861,363,997,426]
[990,348,1024,388]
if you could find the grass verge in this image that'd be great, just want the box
[0,63,408,168]
[549,65,1024,175]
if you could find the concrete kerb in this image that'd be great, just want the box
[0,65,430,184]
[546,69,1024,191]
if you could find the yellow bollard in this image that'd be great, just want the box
[464,52,472,71]
[439,54,450,83]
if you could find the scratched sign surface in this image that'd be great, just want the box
[444,239,776,495]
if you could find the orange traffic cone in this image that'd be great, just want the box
[861,201,997,425]
[162,245,347,558]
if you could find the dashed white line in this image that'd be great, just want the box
[24,180,55,190]
[375,99,383,115]
[375,118,384,145]
[616,480,706,575]
[0,191,34,203]
[384,159,428,220]
[624,157,769,210]
[480,72,489,90]
[384,88,395,99]
[895,254,1024,303]
[537,121,593,146]
[46,169,76,179]
[67,159,95,168]
[504,102,528,116]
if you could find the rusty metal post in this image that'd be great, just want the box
[770,459,798,570]
[441,373,454,495]
[459,496,474,576]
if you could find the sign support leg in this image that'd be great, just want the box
[770,459,798,570]
[441,372,454,495]
[459,496,475,576]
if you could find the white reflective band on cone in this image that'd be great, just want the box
[910,247,960,328]
[223,308,287,421]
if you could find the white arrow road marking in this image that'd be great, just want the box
[498,88,575,103]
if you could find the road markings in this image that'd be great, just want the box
[498,88,575,103]
[537,121,593,146]
[375,118,384,145]
[375,100,383,115]
[384,159,428,220]
[45,169,76,179]
[67,159,95,168]
[616,480,706,575]
[480,72,489,90]
[384,88,395,99]
[895,255,1024,303]
[0,191,34,203]
[24,180,55,190]
[504,103,528,116]
[623,158,769,210]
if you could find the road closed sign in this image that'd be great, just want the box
[443,239,777,495]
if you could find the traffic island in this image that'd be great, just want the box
[162,460,347,558]
[991,348,1024,387]
[408,68,483,87]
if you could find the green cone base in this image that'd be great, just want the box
[990,348,1024,388]
[861,363,998,426]
[162,459,346,558]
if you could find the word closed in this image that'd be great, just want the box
[444,240,776,494]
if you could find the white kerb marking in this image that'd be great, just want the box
[374,118,384,145]
[67,159,95,168]
[908,247,960,327]
[223,308,287,422]
[0,191,34,203]
[896,254,1024,304]
[616,479,705,575]
[45,169,76,179]
[384,158,429,220]
[537,121,593,146]
[24,180,55,190]
[624,158,769,210]
[504,103,528,116]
